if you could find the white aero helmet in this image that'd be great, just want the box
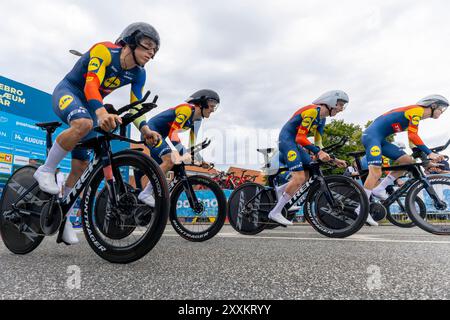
[313,90,349,109]
[416,94,449,108]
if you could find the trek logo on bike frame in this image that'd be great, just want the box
[287,177,314,207]
[62,157,100,206]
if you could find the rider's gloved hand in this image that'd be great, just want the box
[428,153,445,162]
[317,150,331,162]
[96,107,122,132]
[141,126,162,147]
[333,158,348,168]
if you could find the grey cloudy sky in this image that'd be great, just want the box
[1,0,449,168]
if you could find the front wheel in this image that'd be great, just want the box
[81,150,169,264]
[170,175,227,242]
[303,175,369,238]
[405,175,450,235]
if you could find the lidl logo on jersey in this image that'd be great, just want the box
[155,139,163,148]
[175,114,188,125]
[301,117,313,128]
[287,150,298,162]
[411,116,421,126]
[0,153,13,164]
[59,95,74,110]
[104,77,121,89]
[88,58,102,72]
[370,146,381,157]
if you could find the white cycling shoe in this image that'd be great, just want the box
[268,211,293,226]
[61,218,79,245]
[33,168,60,195]
[138,186,156,207]
[355,205,379,227]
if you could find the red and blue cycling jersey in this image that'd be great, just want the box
[362,105,431,166]
[365,105,431,154]
[52,41,149,160]
[278,105,325,171]
[146,104,201,162]
[56,41,148,129]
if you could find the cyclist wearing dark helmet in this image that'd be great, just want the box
[138,89,220,207]
[33,22,162,245]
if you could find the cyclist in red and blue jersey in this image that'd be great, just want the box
[267,90,349,226]
[33,23,162,245]
[138,89,220,206]
[360,95,448,226]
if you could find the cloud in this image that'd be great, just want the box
[1,0,449,166]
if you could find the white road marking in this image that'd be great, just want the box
[161,231,450,244]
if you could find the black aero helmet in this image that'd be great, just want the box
[116,22,160,52]
[186,89,220,107]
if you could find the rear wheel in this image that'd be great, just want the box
[227,182,275,235]
[0,166,50,254]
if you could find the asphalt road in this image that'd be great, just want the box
[1,225,449,300]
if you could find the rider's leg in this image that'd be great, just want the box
[60,154,91,245]
[268,143,309,226]
[372,142,410,199]
[360,135,385,226]
[65,158,90,189]
[139,141,173,206]
[34,119,93,194]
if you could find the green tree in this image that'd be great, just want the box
[321,119,364,174]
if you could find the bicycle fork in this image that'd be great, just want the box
[100,142,120,234]
[421,178,447,211]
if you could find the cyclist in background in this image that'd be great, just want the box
[33,22,162,245]
[138,90,219,206]
[360,95,448,226]
[267,90,349,226]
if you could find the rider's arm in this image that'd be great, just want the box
[168,105,193,155]
[129,69,149,131]
[190,121,204,163]
[314,118,326,149]
[406,109,432,155]
[84,43,112,112]
[295,109,321,154]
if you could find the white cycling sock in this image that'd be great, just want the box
[275,183,289,199]
[364,188,373,200]
[40,142,69,174]
[270,192,292,214]
[142,182,154,195]
[373,175,396,193]
[63,186,76,217]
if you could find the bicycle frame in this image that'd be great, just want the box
[351,153,446,210]
[240,163,336,215]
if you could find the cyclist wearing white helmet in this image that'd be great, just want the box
[33,22,162,245]
[360,95,448,226]
[267,90,349,226]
